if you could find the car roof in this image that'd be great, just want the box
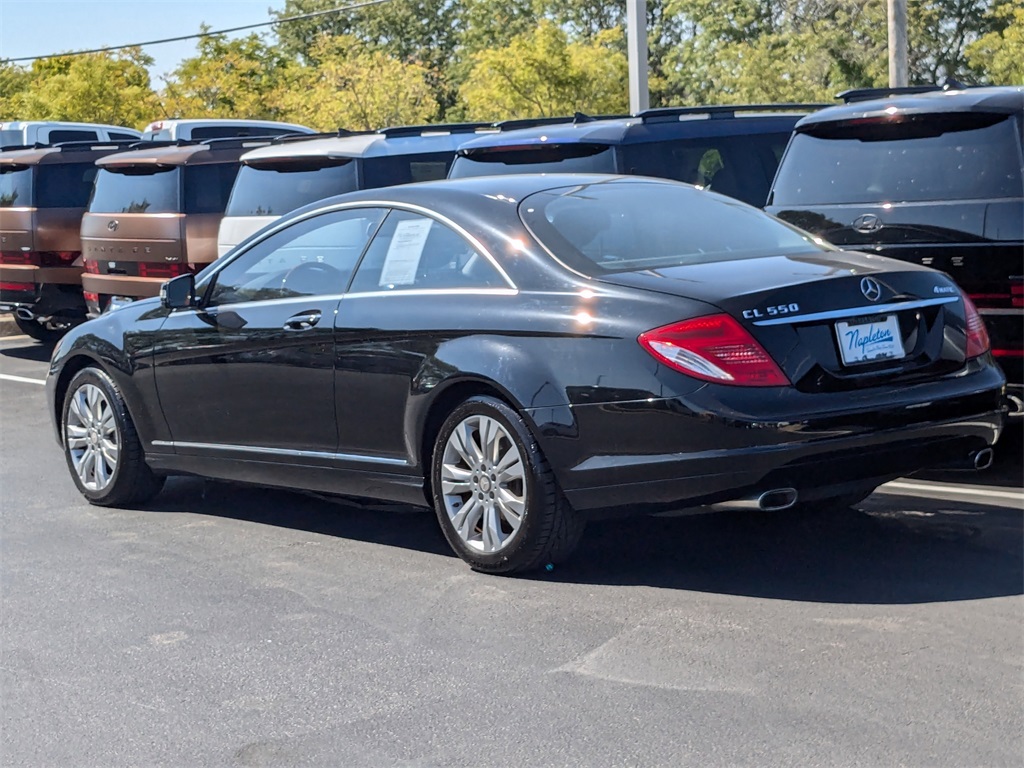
[142,118,314,132]
[796,86,1024,129]
[0,120,140,132]
[239,125,495,164]
[97,138,278,168]
[0,142,139,166]
[457,105,820,151]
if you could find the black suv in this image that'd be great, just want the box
[767,86,1024,417]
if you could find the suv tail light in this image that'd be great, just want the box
[962,292,990,359]
[0,251,78,266]
[638,314,790,386]
[138,262,191,279]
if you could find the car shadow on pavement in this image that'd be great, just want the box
[144,476,1021,605]
[0,342,53,363]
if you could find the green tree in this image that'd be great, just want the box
[8,48,159,127]
[161,32,292,120]
[0,63,32,120]
[459,21,628,120]
[966,0,1024,83]
[276,35,436,131]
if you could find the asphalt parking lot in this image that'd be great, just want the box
[1,332,1021,767]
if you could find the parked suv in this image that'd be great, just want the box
[218,123,491,256]
[766,86,1024,417]
[0,121,140,148]
[448,105,825,206]
[80,137,280,315]
[141,119,314,142]
[0,140,138,340]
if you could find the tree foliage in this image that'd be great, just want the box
[966,0,1024,83]
[1,49,159,127]
[459,21,628,120]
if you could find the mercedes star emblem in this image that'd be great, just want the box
[860,276,883,302]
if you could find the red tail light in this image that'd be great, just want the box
[83,259,100,274]
[0,251,33,264]
[961,292,990,359]
[0,251,78,266]
[0,281,34,291]
[138,261,190,279]
[638,314,790,387]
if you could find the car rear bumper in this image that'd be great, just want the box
[542,363,1005,514]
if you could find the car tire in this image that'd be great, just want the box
[431,396,584,574]
[61,367,164,507]
[14,315,65,344]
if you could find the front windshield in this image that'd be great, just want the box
[521,180,827,276]
[449,143,616,178]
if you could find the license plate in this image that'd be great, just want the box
[835,314,906,365]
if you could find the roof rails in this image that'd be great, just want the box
[837,78,971,103]
[639,103,830,123]
[268,128,377,145]
[377,122,492,138]
[490,113,630,132]
[197,136,282,150]
[48,139,145,151]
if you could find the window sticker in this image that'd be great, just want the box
[379,218,433,286]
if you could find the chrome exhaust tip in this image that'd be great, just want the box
[1005,394,1024,419]
[758,488,798,511]
[972,448,994,471]
[14,307,34,321]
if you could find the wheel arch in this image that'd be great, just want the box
[52,353,108,445]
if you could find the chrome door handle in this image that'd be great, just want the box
[283,311,322,330]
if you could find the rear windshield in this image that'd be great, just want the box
[362,152,453,188]
[772,113,1024,205]
[449,143,616,178]
[183,163,240,214]
[89,167,179,213]
[36,162,99,208]
[226,160,358,216]
[521,180,825,275]
[621,133,792,206]
[0,167,32,207]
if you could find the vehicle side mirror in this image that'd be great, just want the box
[160,273,196,310]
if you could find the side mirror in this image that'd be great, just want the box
[160,273,196,310]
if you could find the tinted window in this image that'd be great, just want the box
[521,181,825,275]
[191,126,299,140]
[89,167,179,213]
[772,114,1024,205]
[109,132,140,141]
[621,133,792,206]
[225,161,358,216]
[0,167,32,207]
[449,144,616,178]
[0,130,23,147]
[36,162,98,208]
[48,129,99,143]
[362,152,454,188]
[183,163,240,214]
[350,210,507,292]
[206,208,385,306]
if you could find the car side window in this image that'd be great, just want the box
[349,210,506,293]
[205,208,385,307]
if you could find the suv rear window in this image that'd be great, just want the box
[450,143,616,178]
[36,162,99,208]
[0,167,32,207]
[362,152,453,187]
[521,180,824,276]
[89,167,179,213]
[183,163,240,214]
[226,160,358,216]
[772,113,1024,205]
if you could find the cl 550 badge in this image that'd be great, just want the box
[743,303,800,319]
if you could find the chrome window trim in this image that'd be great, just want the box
[751,295,960,326]
[150,440,409,467]
[198,199,518,293]
[343,288,518,299]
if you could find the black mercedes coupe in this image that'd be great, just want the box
[46,175,1005,573]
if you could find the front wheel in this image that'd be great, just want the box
[431,396,584,574]
[61,367,164,506]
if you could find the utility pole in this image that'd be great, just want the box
[626,0,649,113]
[888,0,909,87]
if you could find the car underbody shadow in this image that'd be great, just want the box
[138,475,1021,605]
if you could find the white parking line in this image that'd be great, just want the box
[0,373,46,386]
[0,335,31,343]
[882,480,1023,502]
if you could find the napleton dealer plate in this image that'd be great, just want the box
[835,314,906,365]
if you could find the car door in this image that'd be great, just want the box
[152,207,386,457]
[333,209,515,464]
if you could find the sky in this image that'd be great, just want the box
[1,0,289,82]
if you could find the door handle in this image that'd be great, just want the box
[283,310,322,330]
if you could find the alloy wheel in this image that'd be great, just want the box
[440,414,527,553]
[65,383,119,491]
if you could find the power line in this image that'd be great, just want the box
[3,0,394,64]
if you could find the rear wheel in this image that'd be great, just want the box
[431,396,584,574]
[61,367,164,506]
[14,315,65,343]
